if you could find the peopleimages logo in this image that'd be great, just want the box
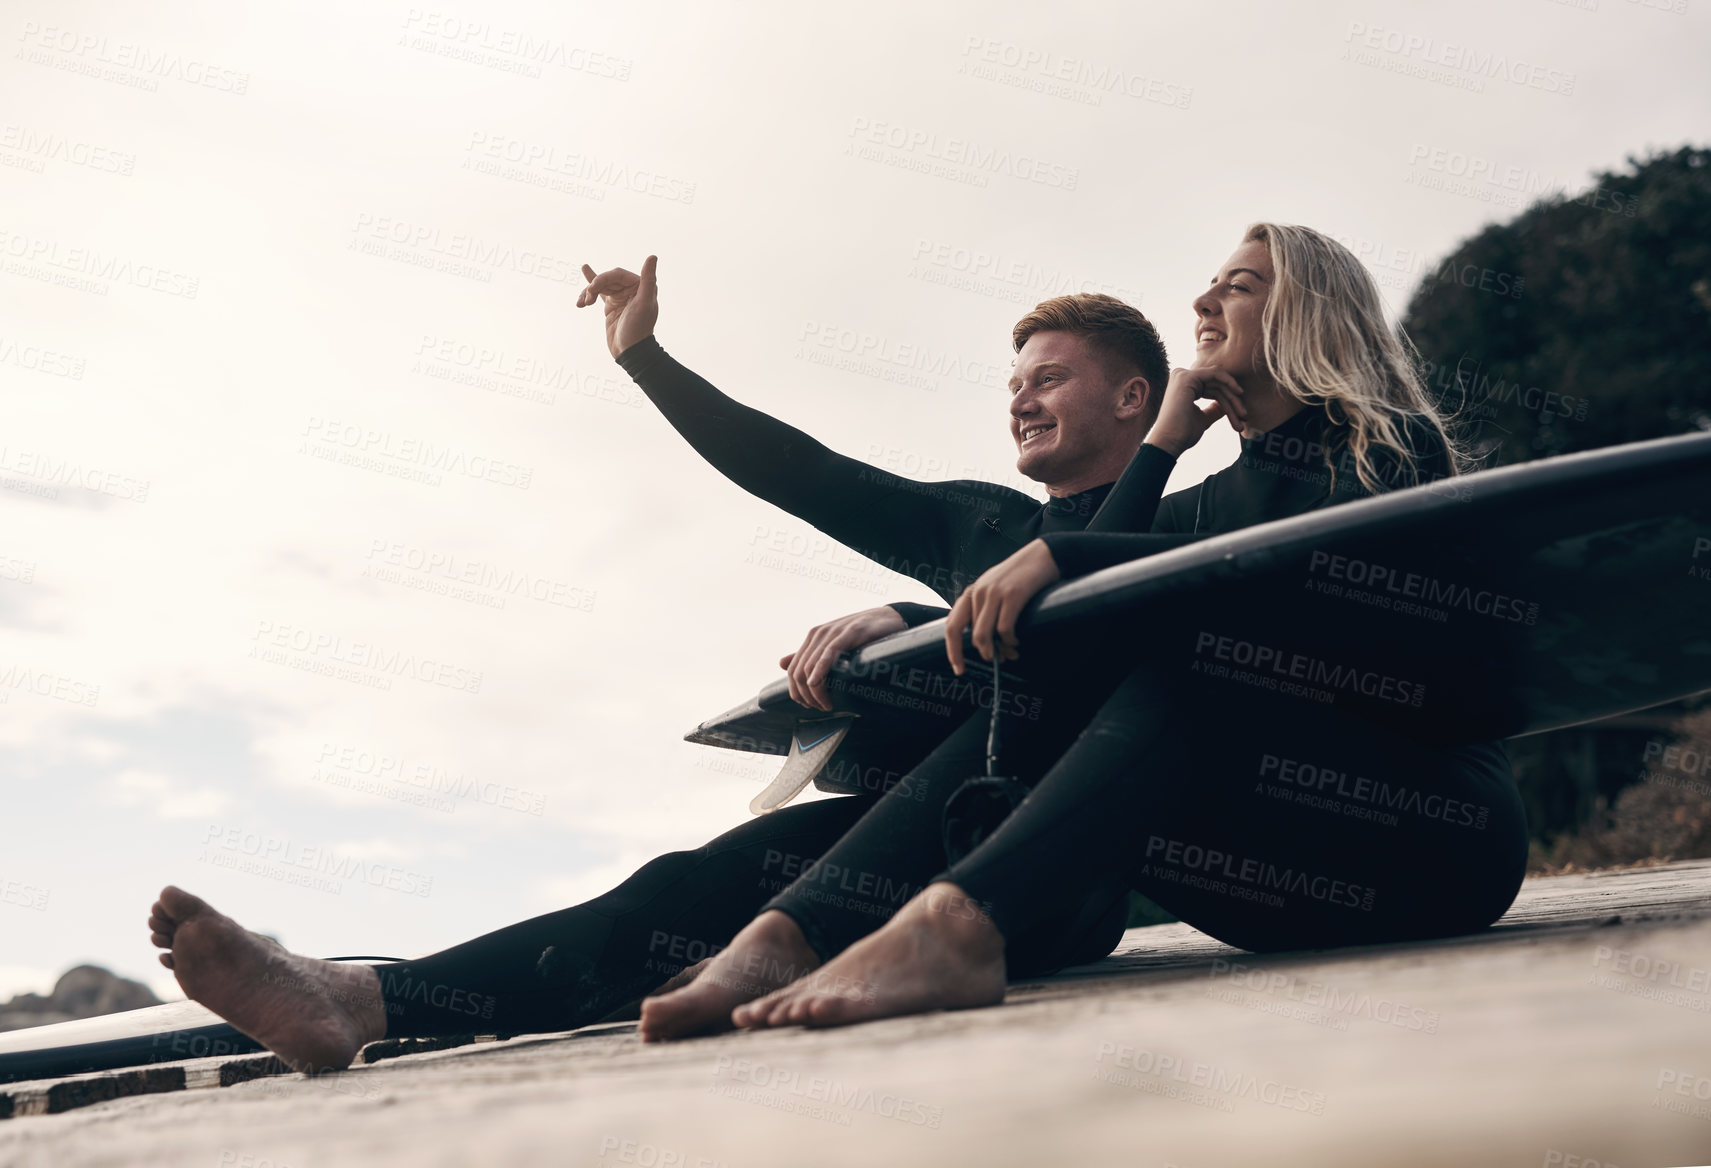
[1092,1042,1328,1114]
[0,446,150,501]
[1207,957,1442,1033]
[0,123,136,174]
[314,742,546,815]
[251,620,484,694]
[1341,22,1577,96]
[300,417,532,490]
[0,877,50,911]
[200,825,433,897]
[848,116,1079,190]
[349,213,579,284]
[709,1055,944,1128]
[1258,753,1490,830]
[1306,551,1539,626]
[1144,835,1377,912]
[16,22,252,93]
[0,663,100,707]
[1192,630,1426,707]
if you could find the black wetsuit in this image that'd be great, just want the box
[378,341,1127,1037]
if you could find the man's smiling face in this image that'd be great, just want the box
[1009,330,1134,487]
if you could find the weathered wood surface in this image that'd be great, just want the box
[3,861,1709,1167]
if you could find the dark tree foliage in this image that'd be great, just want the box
[1399,147,1711,866]
[1402,146,1711,467]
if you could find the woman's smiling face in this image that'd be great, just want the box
[1191,240,1274,383]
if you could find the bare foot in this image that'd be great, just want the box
[651,955,715,996]
[732,882,1006,1030]
[148,885,386,1073]
[638,911,819,1042]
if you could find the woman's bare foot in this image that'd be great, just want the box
[148,885,386,1073]
[638,911,819,1042]
[732,882,1006,1030]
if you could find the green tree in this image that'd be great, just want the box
[1403,146,1711,467]
[1402,146,1711,867]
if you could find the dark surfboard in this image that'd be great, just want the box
[689,430,1711,794]
[0,957,398,1084]
[0,1000,260,1084]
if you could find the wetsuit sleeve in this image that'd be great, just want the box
[1036,531,1204,580]
[616,337,1033,592]
[1083,444,1178,533]
[887,602,951,628]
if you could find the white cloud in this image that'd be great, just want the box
[105,769,235,821]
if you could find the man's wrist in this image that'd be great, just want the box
[614,333,658,363]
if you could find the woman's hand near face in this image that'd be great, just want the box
[943,540,1061,675]
[577,255,659,359]
[1144,366,1249,457]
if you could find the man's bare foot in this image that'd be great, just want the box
[638,911,819,1042]
[148,886,386,1074]
[732,882,1006,1030]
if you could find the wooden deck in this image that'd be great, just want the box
[3,860,1710,1167]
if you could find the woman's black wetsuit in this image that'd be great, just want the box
[759,404,1530,957]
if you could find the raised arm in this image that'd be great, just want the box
[579,257,1034,602]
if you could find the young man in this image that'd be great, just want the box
[141,264,1195,1071]
[579,255,1189,707]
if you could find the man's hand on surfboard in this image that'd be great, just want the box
[780,605,907,711]
[1145,366,1248,457]
[577,255,659,359]
[944,540,1061,675]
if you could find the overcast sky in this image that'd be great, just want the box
[2,0,1707,1002]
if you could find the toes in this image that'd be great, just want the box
[638,992,690,1042]
[158,885,209,921]
[767,994,805,1027]
[803,994,852,1028]
[735,988,789,1029]
[648,957,712,997]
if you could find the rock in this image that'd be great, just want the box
[0,967,160,1032]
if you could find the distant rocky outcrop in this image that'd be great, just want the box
[0,965,161,1032]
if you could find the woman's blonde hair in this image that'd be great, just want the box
[1243,222,1468,492]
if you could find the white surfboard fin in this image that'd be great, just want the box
[748,718,854,815]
